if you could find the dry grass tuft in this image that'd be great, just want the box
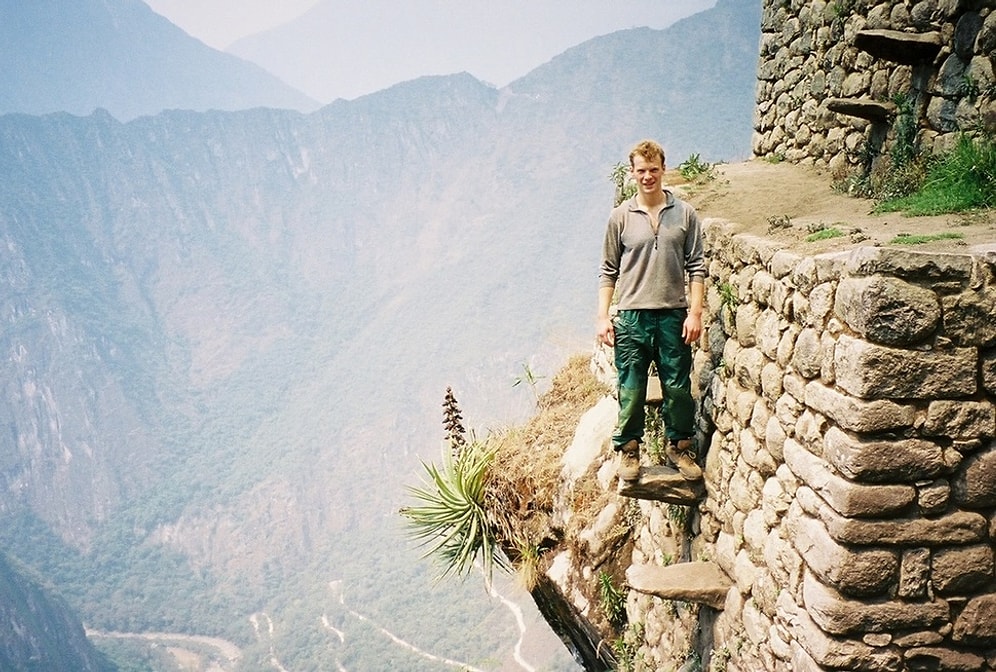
[484,353,612,583]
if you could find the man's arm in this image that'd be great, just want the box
[682,279,704,345]
[597,285,615,346]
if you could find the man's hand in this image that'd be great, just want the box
[597,316,615,346]
[682,312,702,345]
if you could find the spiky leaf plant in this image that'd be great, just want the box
[401,441,508,580]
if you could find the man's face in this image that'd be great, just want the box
[630,153,664,196]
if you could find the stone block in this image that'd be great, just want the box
[834,334,978,400]
[904,647,987,672]
[766,415,787,461]
[791,327,822,378]
[942,287,996,347]
[804,381,915,432]
[791,256,819,295]
[951,444,996,509]
[736,301,761,347]
[777,590,903,671]
[982,348,996,396]
[761,362,784,402]
[734,346,766,393]
[617,465,705,504]
[834,276,940,346]
[932,544,995,596]
[823,426,944,484]
[626,561,733,610]
[784,437,916,517]
[742,428,777,476]
[755,309,782,359]
[797,486,988,547]
[770,251,803,280]
[917,480,951,516]
[803,571,949,635]
[845,246,973,283]
[787,507,898,596]
[893,630,944,647]
[952,594,996,646]
[924,400,996,439]
[900,548,931,599]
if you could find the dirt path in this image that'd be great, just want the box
[86,629,242,671]
[677,159,996,254]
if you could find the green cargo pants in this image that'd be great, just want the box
[612,308,695,448]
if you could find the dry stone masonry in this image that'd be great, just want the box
[754,0,996,175]
[692,221,996,671]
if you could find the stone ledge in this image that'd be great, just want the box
[853,29,943,64]
[626,561,732,610]
[826,97,897,122]
[618,465,704,504]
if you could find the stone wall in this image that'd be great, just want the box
[683,222,996,671]
[753,0,996,176]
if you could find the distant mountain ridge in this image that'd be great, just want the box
[228,0,718,103]
[0,0,317,120]
[0,0,761,667]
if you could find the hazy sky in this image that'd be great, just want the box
[143,0,721,102]
[143,0,717,54]
[144,0,321,49]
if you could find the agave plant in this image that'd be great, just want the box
[401,441,508,580]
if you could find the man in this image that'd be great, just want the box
[597,139,706,483]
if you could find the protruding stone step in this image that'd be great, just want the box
[827,97,897,122]
[626,561,732,610]
[618,465,704,504]
[646,376,663,405]
[853,29,942,65]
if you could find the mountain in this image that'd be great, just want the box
[0,0,318,121]
[0,0,760,668]
[227,0,718,103]
[0,553,112,672]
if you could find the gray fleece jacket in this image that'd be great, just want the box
[599,190,706,310]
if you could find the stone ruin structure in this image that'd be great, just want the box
[519,2,996,670]
[753,0,996,176]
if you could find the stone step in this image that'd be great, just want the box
[646,376,663,405]
[853,29,942,64]
[626,561,732,610]
[827,97,897,122]
[618,465,704,503]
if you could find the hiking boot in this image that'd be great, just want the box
[666,438,702,481]
[616,439,641,483]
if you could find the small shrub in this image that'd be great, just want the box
[718,282,739,311]
[401,441,507,580]
[611,162,637,206]
[598,571,627,628]
[678,153,715,181]
[805,226,844,242]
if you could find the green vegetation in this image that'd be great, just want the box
[805,226,845,242]
[718,282,739,312]
[512,361,545,401]
[598,571,628,628]
[678,153,716,181]
[644,403,666,465]
[611,162,637,206]
[888,232,965,245]
[612,622,645,672]
[875,133,996,215]
[401,441,506,581]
